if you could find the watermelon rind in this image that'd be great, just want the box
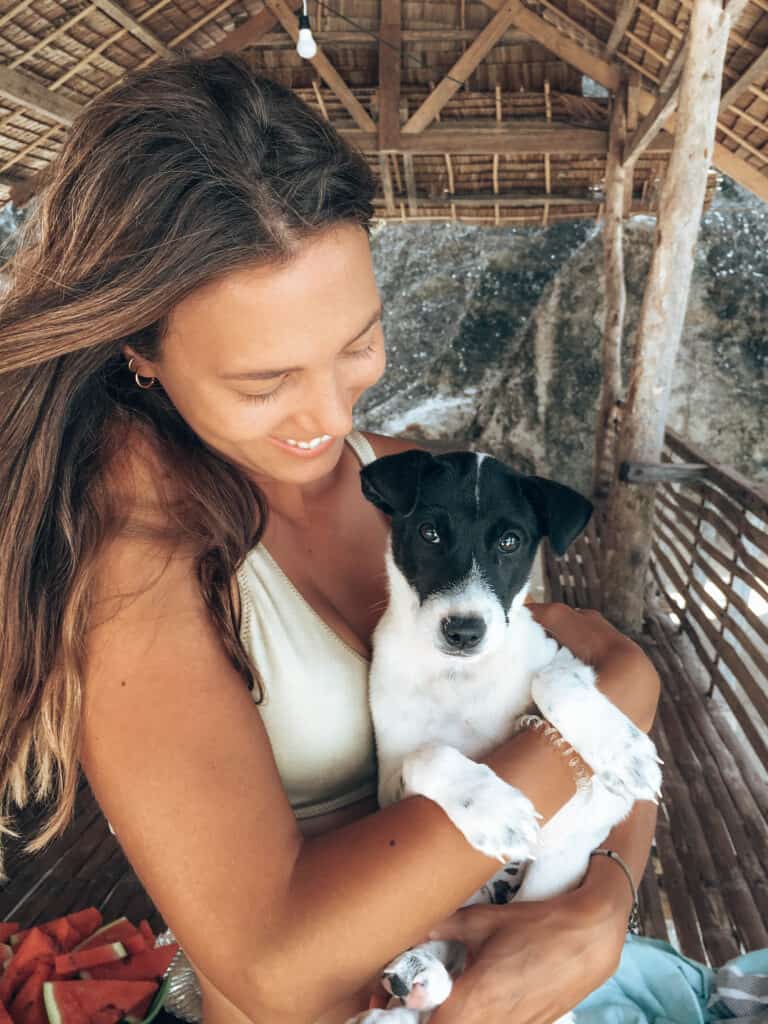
[122,975,170,1024]
[71,919,137,954]
[42,982,62,1024]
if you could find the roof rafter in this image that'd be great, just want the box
[481,0,620,91]
[0,66,80,124]
[719,49,768,112]
[402,0,523,134]
[263,0,375,132]
[92,0,173,57]
[202,1,287,57]
[605,0,640,57]
[480,0,768,203]
[624,41,686,163]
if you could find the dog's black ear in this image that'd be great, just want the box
[360,450,434,518]
[520,476,593,556]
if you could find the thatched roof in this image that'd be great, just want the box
[0,0,763,225]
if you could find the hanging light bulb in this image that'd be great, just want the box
[296,1,317,60]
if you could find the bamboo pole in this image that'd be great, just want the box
[592,77,627,499]
[603,0,734,633]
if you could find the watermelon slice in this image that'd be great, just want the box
[80,944,178,982]
[123,976,170,1024]
[137,923,154,949]
[122,935,147,957]
[9,961,52,1024]
[0,928,56,1005]
[0,998,12,1024]
[71,919,139,955]
[42,979,157,1024]
[1,943,12,971]
[0,926,19,945]
[10,910,101,953]
[54,943,127,977]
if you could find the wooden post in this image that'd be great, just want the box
[593,76,627,499]
[602,0,733,633]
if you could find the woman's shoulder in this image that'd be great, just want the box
[359,431,431,458]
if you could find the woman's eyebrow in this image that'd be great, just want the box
[219,302,384,381]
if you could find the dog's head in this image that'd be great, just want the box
[361,450,592,660]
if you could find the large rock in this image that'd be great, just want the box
[361,180,768,491]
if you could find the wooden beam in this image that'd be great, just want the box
[604,0,733,632]
[92,0,173,56]
[402,153,418,214]
[712,140,768,201]
[0,66,80,125]
[593,77,627,498]
[338,123,674,155]
[480,0,620,91]
[605,0,640,57]
[247,28,534,48]
[623,72,639,210]
[402,1,523,134]
[719,48,768,112]
[372,189,605,207]
[378,0,400,150]
[263,0,376,132]
[379,155,396,214]
[202,3,282,56]
[624,41,687,163]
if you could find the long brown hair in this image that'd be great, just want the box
[0,54,375,880]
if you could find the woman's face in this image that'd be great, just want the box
[136,223,386,486]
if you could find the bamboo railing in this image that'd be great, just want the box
[545,428,768,963]
[649,429,768,771]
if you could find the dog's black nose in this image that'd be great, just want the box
[441,615,486,650]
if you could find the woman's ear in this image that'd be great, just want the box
[520,476,593,556]
[359,450,434,518]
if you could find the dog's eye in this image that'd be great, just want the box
[499,530,521,553]
[419,523,440,544]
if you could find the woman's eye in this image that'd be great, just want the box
[419,523,440,544]
[238,379,288,404]
[345,342,376,360]
[499,530,521,553]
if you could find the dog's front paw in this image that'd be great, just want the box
[402,745,541,863]
[345,1010,420,1024]
[381,943,456,1011]
[532,648,662,803]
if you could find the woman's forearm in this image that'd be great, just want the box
[247,623,661,1019]
[580,799,659,919]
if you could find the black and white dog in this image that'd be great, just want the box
[346,450,662,1024]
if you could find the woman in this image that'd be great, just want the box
[0,55,659,1024]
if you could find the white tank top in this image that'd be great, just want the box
[235,431,378,820]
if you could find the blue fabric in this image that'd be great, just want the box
[572,934,768,1023]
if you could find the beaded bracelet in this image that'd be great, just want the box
[518,713,592,794]
[590,847,641,934]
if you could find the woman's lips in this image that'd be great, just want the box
[267,435,337,458]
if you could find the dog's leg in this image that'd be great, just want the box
[531,647,662,803]
[400,743,541,863]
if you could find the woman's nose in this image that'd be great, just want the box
[293,369,353,438]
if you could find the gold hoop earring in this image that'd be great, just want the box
[127,356,157,390]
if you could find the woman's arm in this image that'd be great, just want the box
[249,609,658,1017]
[82,529,659,1024]
[425,799,659,1024]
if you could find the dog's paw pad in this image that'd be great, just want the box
[382,948,452,1010]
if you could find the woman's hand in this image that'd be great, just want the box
[527,603,660,733]
[425,878,629,1024]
